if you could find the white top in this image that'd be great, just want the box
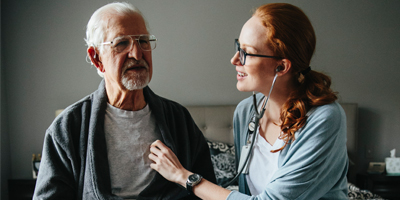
[245,128,284,195]
[104,103,161,200]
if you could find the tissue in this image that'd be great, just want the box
[390,149,396,158]
[385,148,400,175]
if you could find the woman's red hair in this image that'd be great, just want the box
[254,3,337,152]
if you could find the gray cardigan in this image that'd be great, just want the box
[227,94,348,200]
[33,80,216,200]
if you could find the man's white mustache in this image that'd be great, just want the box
[123,59,149,72]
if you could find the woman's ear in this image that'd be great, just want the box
[87,47,104,72]
[277,59,292,75]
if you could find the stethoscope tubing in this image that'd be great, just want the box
[221,73,279,188]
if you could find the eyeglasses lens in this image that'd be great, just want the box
[235,40,245,65]
[239,49,245,65]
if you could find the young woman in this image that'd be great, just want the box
[149,3,348,199]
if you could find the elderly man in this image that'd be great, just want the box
[33,2,215,200]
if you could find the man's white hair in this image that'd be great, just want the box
[84,2,149,77]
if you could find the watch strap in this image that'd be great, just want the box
[186,183,194,195]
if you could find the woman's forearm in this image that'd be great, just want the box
[192,179,232,200]
[173,171,231,200]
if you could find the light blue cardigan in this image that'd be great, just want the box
[227,94,348,200]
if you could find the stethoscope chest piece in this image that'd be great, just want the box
[248,120,255,132]
[249,116,256,132]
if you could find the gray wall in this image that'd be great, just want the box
[2,0,400,198]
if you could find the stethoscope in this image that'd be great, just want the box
[221,68,280,188]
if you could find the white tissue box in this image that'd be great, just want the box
[385,157,400,175]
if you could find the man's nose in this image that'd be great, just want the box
[127,40,143,60]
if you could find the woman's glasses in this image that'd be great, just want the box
[235,39,282,65]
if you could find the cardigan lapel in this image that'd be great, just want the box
[84,80,120,199]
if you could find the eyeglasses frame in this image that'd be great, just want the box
[235,39,282,65]
[101,34,157,52]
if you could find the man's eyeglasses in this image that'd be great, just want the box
[235,39,282,65]
[101,34,157,53]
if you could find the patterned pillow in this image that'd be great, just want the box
[207,140,237,186]
[347,182,384,200]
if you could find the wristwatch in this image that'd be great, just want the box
[186,173,203,195]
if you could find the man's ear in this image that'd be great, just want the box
[87,47,104,72]
[277,59,292,75]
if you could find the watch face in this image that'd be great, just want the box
[188,174,200,182]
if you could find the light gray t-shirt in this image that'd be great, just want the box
[104,103,161,200]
